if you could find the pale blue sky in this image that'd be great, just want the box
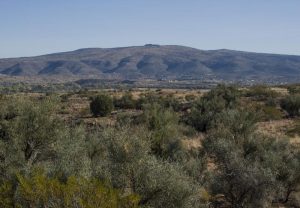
[0,0,299,58]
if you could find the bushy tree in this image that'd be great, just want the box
[90,94,113,117]
[205,84,240,107]
[0,97,65,178]
[274,146,300,205]
[203,109,300,207]
[188,95,226,132]
[138,103,184,158]
[54,125,92,178]
[87,126,203,208]
[188,85,240,132]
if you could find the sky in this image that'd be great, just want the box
[0,0,300,58]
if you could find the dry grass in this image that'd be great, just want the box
[182,133,204,149]
[270,87,289,95]
[257,119,300,147]
[257,119,293,138]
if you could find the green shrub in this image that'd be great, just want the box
[287,85,300,94]
[265,97,277,107]
[0,97,205,208]
[189,96,226,132]
[0,172,139,208]
[136,93,181,111]
[0,181,13,208]
[260,106,284,121]
[206,84,240,107]
[188,84,240,132]
[203,110,300,207]
[89,126,201,208]
[245,85,280,101]
[114,93,136,109]
[280,95,300,117]
[138,103,183,158]
[162,95,181,112]
[135,93,159,109]
[90,94,113,117]
[0,97,65,176]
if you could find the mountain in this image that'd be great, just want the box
[1,44,300,82]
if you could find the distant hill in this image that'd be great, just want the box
[1,45,300,82]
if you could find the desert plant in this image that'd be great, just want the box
[205,84,240,107]
[188,84,240,132]
[12,171,140,208]
[137,103,184,158]
[87,126,203,208]
[203,109,300,207]
[260,106,284,121]
[245,85,280,101]
[0,97,65,177]
[287,85,300,94]
[281,95,300,117]
[188,95,226,132]
[90,94,113,117]
[114,92,136,109]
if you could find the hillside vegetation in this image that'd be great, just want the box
[1,45,300,82]
[0,84,300,207]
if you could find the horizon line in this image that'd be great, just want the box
[1,44,300,59]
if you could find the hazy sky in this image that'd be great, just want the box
[0,0,300,58]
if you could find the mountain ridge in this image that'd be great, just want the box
[1,45,300,82]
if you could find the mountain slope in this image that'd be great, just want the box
[1,45,300,82]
